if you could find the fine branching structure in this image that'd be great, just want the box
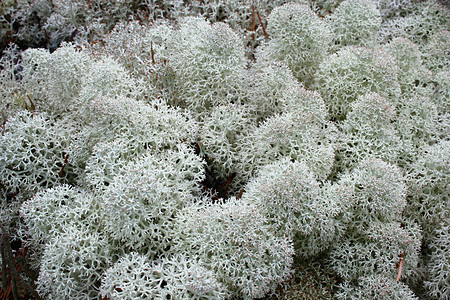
[0,0,448,299]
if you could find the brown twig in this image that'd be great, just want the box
[59,153,70,178]
[1,235,8,292]
[396,253,405,283]
[217,173,235,198]
[1,283,13,300]
[25,95,36,112]
[256,9,267,39]
[151,41,156,64]
[237,188,245,200]
[1,224,18,300]
[251,5,256,41]
[0,224,42,300]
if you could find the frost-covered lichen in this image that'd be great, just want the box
[0,1,448,299]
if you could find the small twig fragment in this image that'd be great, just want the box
[26,95,36,113]
[256,9,267,38]
[237,188,245,200]
[151,41,156,64]
[251,5,256,40]
[59,153,70,178]
[218,173,235,198]
[396,253,404,283]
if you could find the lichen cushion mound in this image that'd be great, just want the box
[173,197,295,299]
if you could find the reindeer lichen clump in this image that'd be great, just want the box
[0,1,448,299]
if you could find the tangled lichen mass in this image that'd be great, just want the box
[0,1,448,299]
